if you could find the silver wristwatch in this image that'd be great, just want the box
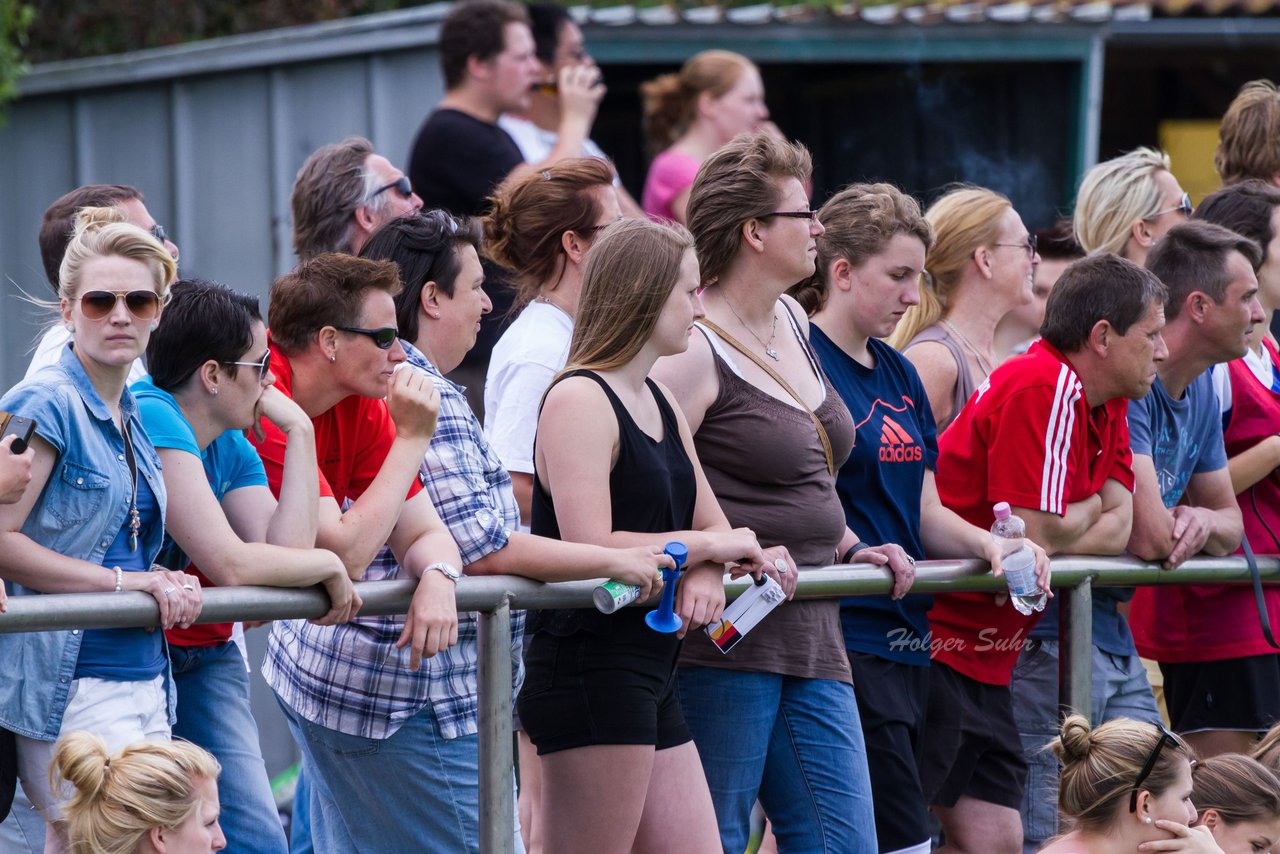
[423,561,462,582]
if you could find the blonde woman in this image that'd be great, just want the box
[519,219,769,854]
[52,731,224,853]
[1040,715,1222,854]
[0,209,201,852]
[640,50,769,224]
[1073,147,1191,264]
[887,187,1040,431]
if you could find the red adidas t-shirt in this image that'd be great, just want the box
[931,340,1134,685]
[1131,341,1280,662]
[249,340,423,509]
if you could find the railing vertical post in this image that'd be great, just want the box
[1060,576,1093,719]
[478,597,515,854]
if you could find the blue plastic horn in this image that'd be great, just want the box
[646,541,687,633]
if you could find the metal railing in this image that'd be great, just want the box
[2,555,1277,854]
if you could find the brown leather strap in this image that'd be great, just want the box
[700,318,835,476]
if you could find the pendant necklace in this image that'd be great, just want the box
[121,418,141,552]
[724,294,780,361]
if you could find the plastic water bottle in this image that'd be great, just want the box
[991,502,1046,615]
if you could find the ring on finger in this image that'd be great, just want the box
[773,557,790,575]
[163,587,176,596]
[905,556,916,566]
[182,583,195,591]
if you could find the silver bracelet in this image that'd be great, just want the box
[113,566,123,593]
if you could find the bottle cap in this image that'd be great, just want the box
[993,501,1011,520]
[664,542,688,570]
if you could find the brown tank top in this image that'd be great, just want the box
[678,311,856,683]
[902,323,981,432]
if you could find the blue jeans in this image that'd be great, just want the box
[278,697,523,853]
[677,668,876,854]
[171,642,288,854]
[1009,639,1060,854]
[1091,647,1160,726]
[289,761,313,854]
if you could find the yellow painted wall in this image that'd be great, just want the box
[1159,119,1222,203]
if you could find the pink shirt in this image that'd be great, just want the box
[642,149,701,222]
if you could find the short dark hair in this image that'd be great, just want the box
[1146,221,1263,320]
[359,211,482,344]
[147,279,262,391]
[1035,218,1085,263]
[1040,254,1167,353]
[268,253,403,355]
[39,184,141,293]
[527,3,572,65]
[1193,180,1280,267]
[439,0,531,90]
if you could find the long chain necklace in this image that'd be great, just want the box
[723,294,779,361]
[942,319,994,378]
[121,418,141,552]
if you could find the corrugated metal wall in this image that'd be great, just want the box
[0,7,449,392]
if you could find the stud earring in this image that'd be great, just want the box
[150,321,158,331]
[65,322,75,333]
[1144,817,1153,825]
[210,387,218,397]
[431,312,441,319]
[330,354,337,363]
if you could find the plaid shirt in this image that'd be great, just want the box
[263,342,524,740]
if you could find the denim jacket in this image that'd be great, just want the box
[0,346,171,740]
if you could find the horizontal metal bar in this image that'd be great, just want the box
[0,555,1275,634]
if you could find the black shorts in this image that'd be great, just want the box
[1160,653,1280,733]
[920,661,1027,811]
[849,651,932,853]
[516,611,692,755]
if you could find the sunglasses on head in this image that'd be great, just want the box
[77,290,162,321]
[223,350,271,383]
[337,326,398,349]
[1129,722,1180,813]
[369,176,414,202]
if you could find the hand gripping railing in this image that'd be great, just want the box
[1,555,1278,854]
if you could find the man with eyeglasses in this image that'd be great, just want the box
[26,184,181,382]
[290,136,423,261]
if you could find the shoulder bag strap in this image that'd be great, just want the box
[700,318,835,476]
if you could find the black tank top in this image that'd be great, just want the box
[530,370,697,636]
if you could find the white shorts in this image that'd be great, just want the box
[16,675,169,821]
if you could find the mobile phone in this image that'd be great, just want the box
[0,416,36,455]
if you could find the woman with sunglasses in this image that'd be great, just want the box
[0,207,202,852]
[357,210,676,850]
[131,278,361,854]
[887,186,1041,432]
[1074,148,1192,266]
[1040,715,1224,854]
[652,133,892,854]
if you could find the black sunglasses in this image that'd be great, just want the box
[763,210,820,223]
[77,290,163,321]
[223,350,271,383]
[368,176,414,202]
[337,326,398,349]
[1129,722,1180,813]
[150,224,168,243]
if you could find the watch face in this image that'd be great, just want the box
[429,561,461,580]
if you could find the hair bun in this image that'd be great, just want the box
[1055,714,1094,763]
[72,206,127,236]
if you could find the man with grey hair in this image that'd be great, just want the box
[290,136,423,260]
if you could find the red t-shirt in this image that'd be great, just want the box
[1131,341,1280,663]
[930,340,1135,685]
[249,340,423,510]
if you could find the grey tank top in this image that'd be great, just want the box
[902,323,981,431]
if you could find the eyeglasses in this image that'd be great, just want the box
[763,210,820,224]
[77,290,163,321]
[1129,722,1179,813]
[337,326,398,349]
[993,234,1039,258]
[1149,192,1193,220]
[150,224,168,244]
[368,176,414,203]
[577,217,624,236]
[223,350,271,383]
